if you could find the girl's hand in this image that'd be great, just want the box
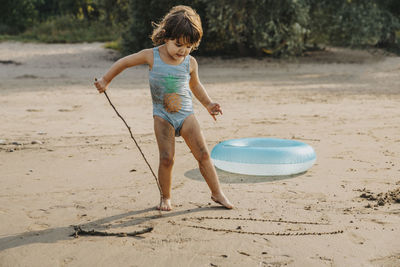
[94,77,108,93]
[207,102,223,121]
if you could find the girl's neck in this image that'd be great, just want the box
[158,45,186,66]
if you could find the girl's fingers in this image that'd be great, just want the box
[213,104,222,115]
[213,109,222,115]
[94,79,106,93]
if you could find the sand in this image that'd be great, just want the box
[0,41,399,266]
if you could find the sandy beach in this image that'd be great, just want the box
[0,41,399,266]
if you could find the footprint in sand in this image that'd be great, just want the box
[62,257,76,265]
[348,231,366,245]
[16,74,39,79]
[27,222,50,231]
[370,253,400,266]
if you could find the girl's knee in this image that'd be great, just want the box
[160,153,174,167]
[197,149,210,163]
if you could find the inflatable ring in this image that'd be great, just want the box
[211,138,316,176]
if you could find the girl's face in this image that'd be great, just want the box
[164,38,194,61]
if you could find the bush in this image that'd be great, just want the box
[20,15,121,43]
[121,0,195,55]
[0,0,129,42]
[2,0,399,55]
[122,0,310,56]
[203,0,309,56]
[309,0,400,47]
[0,0,38,34]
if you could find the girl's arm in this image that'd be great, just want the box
[189,56,222,121]
[95,48,153,93]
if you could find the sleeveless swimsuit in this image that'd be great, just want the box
[149,47,194,136]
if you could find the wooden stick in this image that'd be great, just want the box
[95,78,163,208]
[103,91,162,196]
[71,225,153,238]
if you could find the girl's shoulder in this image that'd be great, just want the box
[135,48,154,68]
[140,48,154,60]
[189,55,197,64]
[189,55,198,74]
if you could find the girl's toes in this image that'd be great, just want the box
[157,198,172,211]
[211,195,234,209]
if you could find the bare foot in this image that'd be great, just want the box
[211,193,234,209]
[157,198,172,211]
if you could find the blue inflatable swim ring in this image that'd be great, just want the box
[211,138,316,176]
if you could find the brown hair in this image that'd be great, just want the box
[151,5,203,48]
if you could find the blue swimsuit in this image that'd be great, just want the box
[149,47,194,136]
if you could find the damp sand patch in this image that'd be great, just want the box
[357,186,400,208]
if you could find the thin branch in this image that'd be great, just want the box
[103,91,162,197]
[71,225,153,238]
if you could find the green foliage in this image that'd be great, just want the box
[98,0,130,26]
[34,0,101,21]
[121,0,194,55]
[203,0,310,56]
[1,0,400,55]
[0,0,128,40]
[309,0,400,47]
[19,15,121,43]
[32,0,129,25]
[122,0,400,56]
[122,0,310,56]
[377,0,400,17]
[104,38,123,51]
[0,0,38,34]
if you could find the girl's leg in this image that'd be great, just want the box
[153,116,175,211]
[180,115,233,209]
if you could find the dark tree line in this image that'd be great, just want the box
[0,0,128,34]
[1,0,399,56]
[122,0,400,56]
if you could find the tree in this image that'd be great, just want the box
[308,0,400,47]
[0,0,38,34]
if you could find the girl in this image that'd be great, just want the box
[94,5,233,211]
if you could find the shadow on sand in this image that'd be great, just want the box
[184,168,305,184]
[0,206,221,252]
